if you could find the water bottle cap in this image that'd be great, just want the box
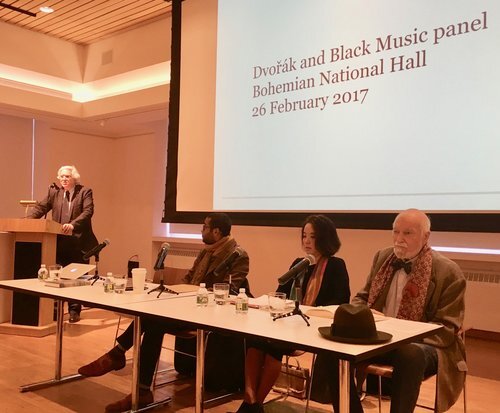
[239,288,245,293]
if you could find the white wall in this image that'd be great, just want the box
[0,115,33,217]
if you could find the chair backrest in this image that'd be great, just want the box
[153,266,188,284]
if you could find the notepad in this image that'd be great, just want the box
[166,284,200,294]
[45,279,90,288]
[305,306,386,321]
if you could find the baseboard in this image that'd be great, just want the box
[466,328,500,342]
[0,321,56,337]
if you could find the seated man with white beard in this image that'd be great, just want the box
[321,209,466,413]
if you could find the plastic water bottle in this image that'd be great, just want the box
[196,283,209,307]
[235,288,248,314]
[104,272,114,293]
[37,264,49,281]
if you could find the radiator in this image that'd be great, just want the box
[163,242,202,270]
[455,259,500,333]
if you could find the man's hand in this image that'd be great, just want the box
[62,223,74,235]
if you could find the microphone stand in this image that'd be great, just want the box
[273,299,310,326]
[272,279,310,326]
[90,252,102,285]
[148,280,179,298]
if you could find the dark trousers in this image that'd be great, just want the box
[326,343,438,413]
[117,316,184,388]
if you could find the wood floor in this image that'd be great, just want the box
[0,308,497,413]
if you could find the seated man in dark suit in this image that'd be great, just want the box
[323,209,466,413]
[78,213,249,412]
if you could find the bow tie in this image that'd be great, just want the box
[391,258,412,274]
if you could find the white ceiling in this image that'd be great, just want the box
[0,0,173,137]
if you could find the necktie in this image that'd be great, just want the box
[391,258,412,274]
[61,191,71,224]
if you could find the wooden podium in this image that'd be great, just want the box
[0,218,62,336]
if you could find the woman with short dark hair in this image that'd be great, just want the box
[237,214,350,413]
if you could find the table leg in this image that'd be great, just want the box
[195,329,206,413]
[128,316,171,413]
[130,316,141,411]
[20,299,83,392]
[339,359,350,413]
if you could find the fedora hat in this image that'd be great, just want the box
[318,304,392,344]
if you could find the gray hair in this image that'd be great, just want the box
[393,208,431,233]
[57,165,81,184]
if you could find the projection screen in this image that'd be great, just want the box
[164,0,500,231]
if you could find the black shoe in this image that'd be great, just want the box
[105,389,154,412]
[235,401,250,413]
[69,310,81,323]
[234,402,263,413]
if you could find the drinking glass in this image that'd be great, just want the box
[268,292,287,317]
[213,283,230,305]
[114,274,127,294]
[48,264,62,280]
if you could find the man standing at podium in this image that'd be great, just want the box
[29,165,98,322]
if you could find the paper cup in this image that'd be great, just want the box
[131,268,146,293]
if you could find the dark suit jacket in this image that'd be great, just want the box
[277,256,351,306]
[29,184,98,259]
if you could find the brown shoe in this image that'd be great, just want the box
[105,390,154,412]
[78,349,126,377]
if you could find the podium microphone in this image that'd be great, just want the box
[83,239,110,260]
[213,246,244,277]
[43,183,59,218]
[277,254,316,286]
[154,242,171,271]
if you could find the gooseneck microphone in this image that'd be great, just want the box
[277,254,316,286]
[213,246,244,277]
[83,239,110,260]
[43,183,60,218]
[154,242,171,271]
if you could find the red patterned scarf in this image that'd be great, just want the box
[367,245,433,321]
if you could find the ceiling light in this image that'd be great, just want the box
[39,6,54,13]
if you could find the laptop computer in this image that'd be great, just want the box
[60,263,96,280]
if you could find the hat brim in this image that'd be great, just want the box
[318,326,393,345]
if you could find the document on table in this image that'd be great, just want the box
[306,305,386,322]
